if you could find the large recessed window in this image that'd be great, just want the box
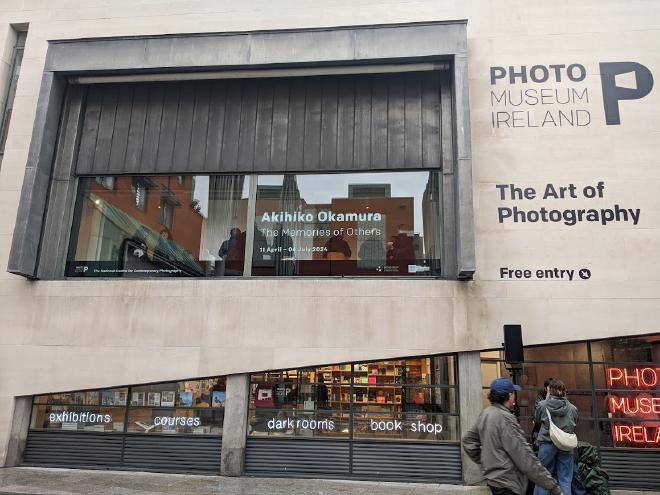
[66,171,443,278]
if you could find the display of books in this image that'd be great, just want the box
[178,391,193,407]
[114,390,127,406]
[160,391,175,407]
[212,391,225,407]
[147,392,161,407]
[100,391,114,406]
[131,392,146,406]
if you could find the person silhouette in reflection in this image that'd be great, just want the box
[323,233,351,259]
[317,374,328,410]
[154,228,176,263]
[218,227,245,275]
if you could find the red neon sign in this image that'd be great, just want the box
[612,424,660,445]
[606,366,659,447]
[607,367,659,388]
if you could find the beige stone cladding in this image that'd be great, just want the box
[0,0,658,464]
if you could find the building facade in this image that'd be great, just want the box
[0,0,658,490]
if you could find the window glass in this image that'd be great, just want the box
[252,171,442,277]
[30,405,125,432]
[248,408,350,438]
[33,388,127,406]
[352,412,459,442]
[67,175,249,277]
[126,408,223,435]
[591,335,660,363]
[248,354,459,442]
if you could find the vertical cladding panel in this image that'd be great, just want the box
[76,87,102,175]
[319,77,338,171]
[421,72,441,169]
[286,79,306,171]
[600,449,660,490]
[237,80,258,172]
[188,82,211,173]
[254,82,274,171]
[221,81,242,171]
[107,85,133,173]
[74,71,448,175]
[440,72,454,174]
[270,79,289,172]
[404,75,422,169]
[371,76,388,169]
[157,83,181,172]
[205,81,228,173]
[353,75,372,169]
[387,75,405,169]
[303,78,323,172]
[92,86,119,173]
[172,84,196,173]
[124,84,149,174]
[336,77,355,170]
[141,84,166,173]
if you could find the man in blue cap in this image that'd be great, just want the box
[462,378,563,495]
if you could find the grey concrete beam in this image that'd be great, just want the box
[453,54,476,280]
[4,396,31,467]
[458,351,483,485]
[45,22,467,73]
[220,374,250,476]
[7,71,66,278]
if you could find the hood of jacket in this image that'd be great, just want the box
[545,396,571,416]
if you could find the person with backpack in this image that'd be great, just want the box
[534,379,579,495]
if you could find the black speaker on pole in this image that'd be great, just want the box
[503,324,524,363]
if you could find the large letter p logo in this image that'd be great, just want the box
[600,62,654,125]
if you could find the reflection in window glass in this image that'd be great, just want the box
[67,176,249,277]
[252,171,442,276]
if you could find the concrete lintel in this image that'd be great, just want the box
[45,22,467,74]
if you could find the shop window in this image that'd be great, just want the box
[30,387,127,433]
[479,335,659,451]
[30,378,226,436]
[248,355,459,442]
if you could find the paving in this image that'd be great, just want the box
[0,467,484,495]
[0,468,658,495]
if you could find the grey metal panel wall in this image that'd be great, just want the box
[352,441,462,482]
[244,438,350,477]
[75,71,445,175]
[122,434,222,474]
[600,448,660,490]
[23,431,123,468]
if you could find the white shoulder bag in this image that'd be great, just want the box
[546,407,577,451]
